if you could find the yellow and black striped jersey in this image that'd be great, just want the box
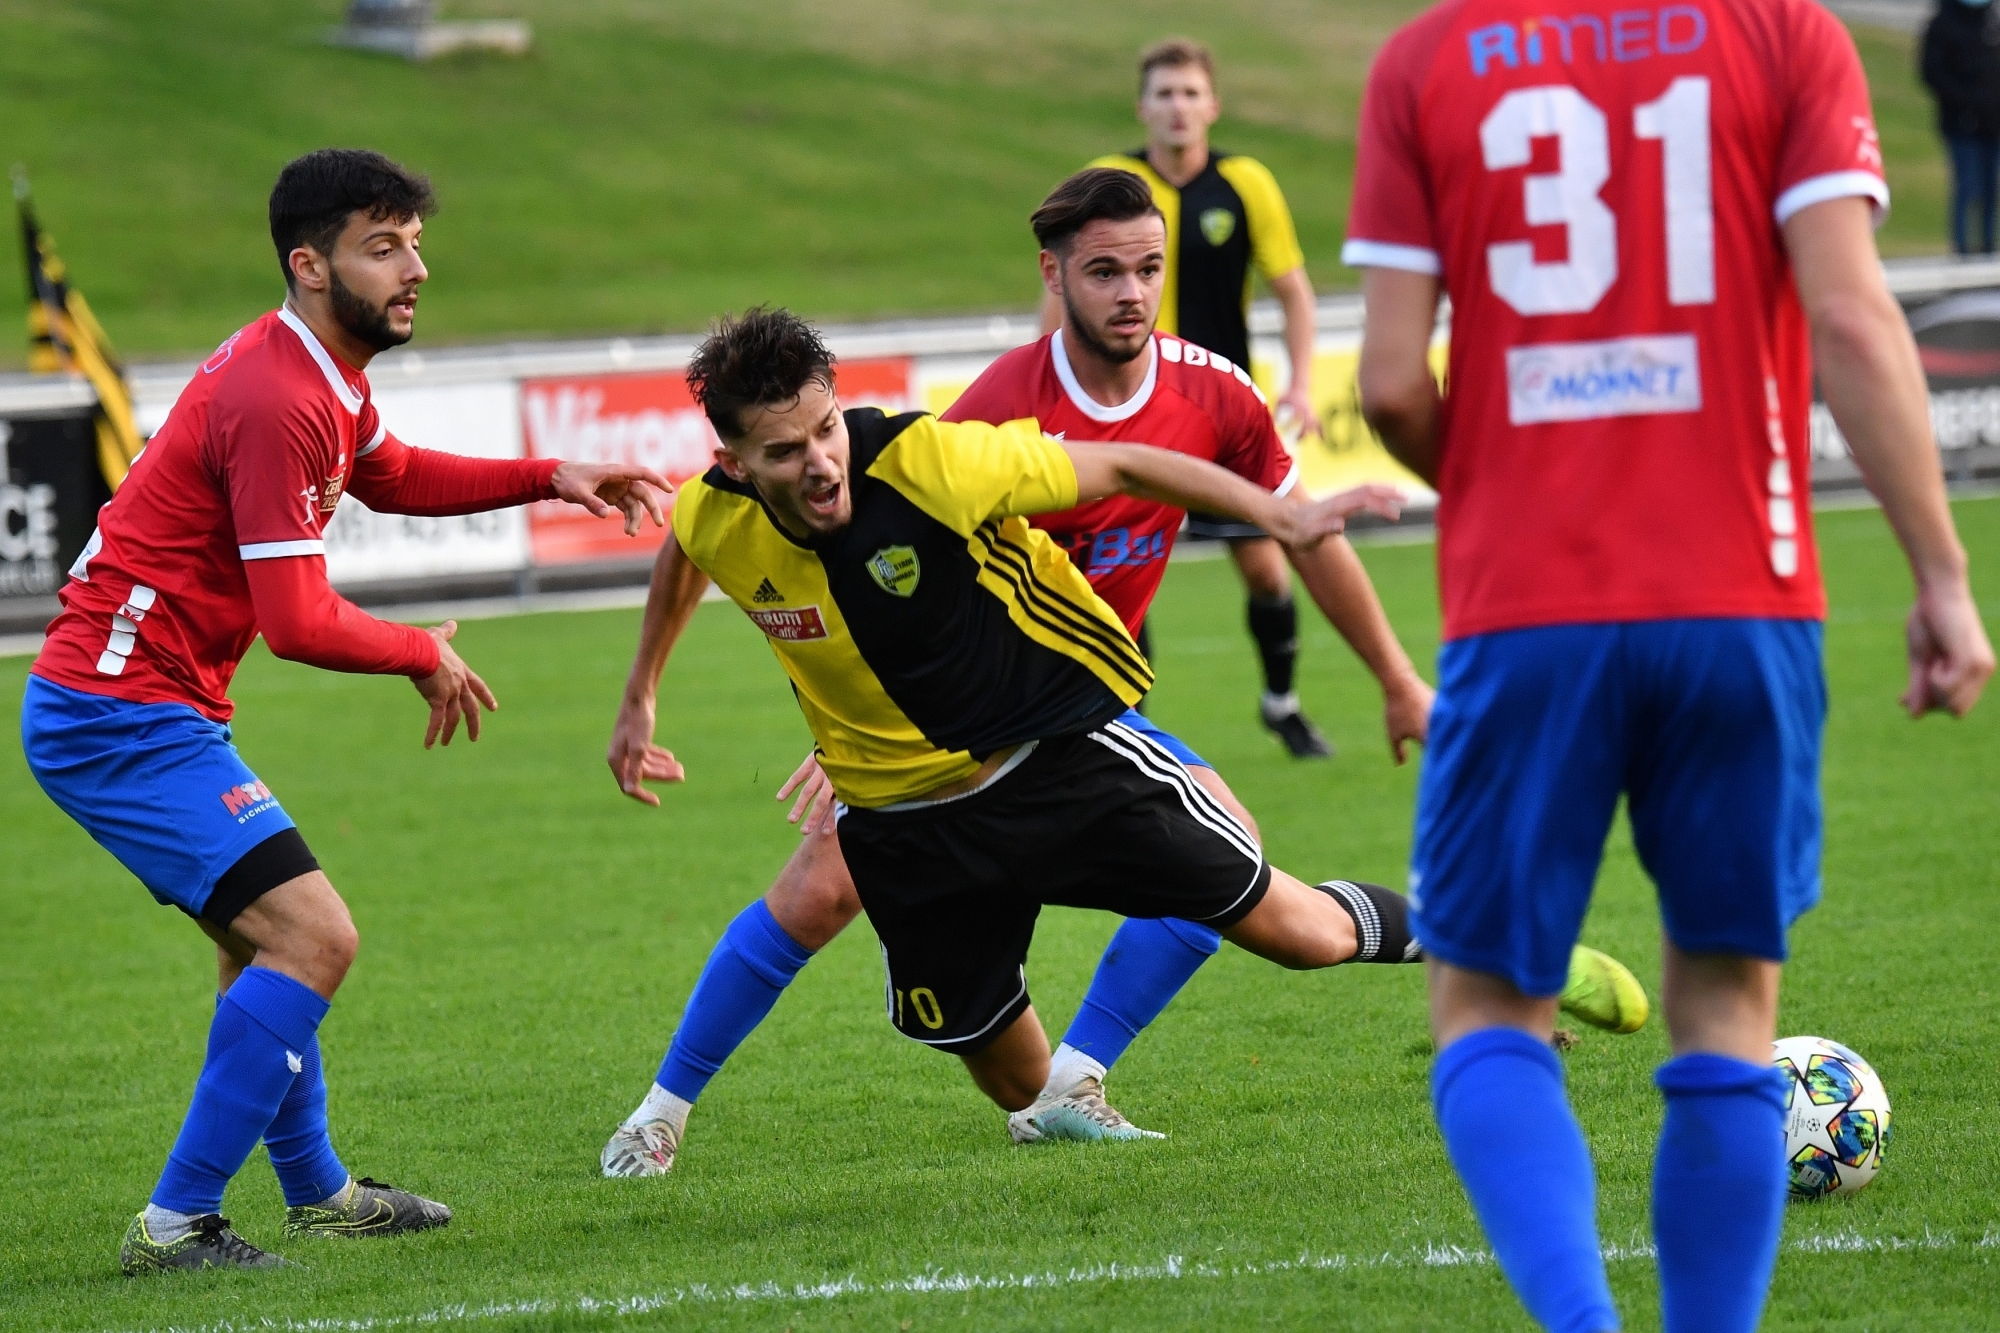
[1090,150,1306,370]
[671,409,1152,808]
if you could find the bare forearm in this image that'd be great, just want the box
[1075,444,1288,531]
[1368,393,1442,488]
[1815,293,1967,586]
[1287,535,1419,689]
[623,532,711,704]
[1273,268,1317,399]
[1356,267,1445,486]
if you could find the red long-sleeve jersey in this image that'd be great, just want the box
[34,307,560,720]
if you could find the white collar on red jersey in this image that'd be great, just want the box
[276,303,366,416]
[1050,327,1158,423]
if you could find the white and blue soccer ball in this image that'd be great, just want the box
[1773,1035,1891,1201]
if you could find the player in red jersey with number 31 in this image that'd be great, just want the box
[1344,0,1993,1328]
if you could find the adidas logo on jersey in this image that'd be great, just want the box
[751,578,784,604]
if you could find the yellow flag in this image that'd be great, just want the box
[16,171,143,490]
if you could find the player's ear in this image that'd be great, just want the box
[713,442,750,482]
[1039,249,1063,297]
[288,245,328,293]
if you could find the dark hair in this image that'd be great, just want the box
[1030,168,1164,255]
[1139,37,1215,93]
[686,306,836,439]
[269,149,436,288]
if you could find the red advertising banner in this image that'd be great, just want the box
[521,357,914,566]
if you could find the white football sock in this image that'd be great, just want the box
[1260,690,1301,718]
[628,1082,693,1133]
[140,1203,199,1243]
[1044,1043,1107,1097]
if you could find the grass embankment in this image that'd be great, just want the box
[0,1,1953,364]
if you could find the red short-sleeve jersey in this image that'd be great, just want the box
[1343,0,1886,640]
[33,308,437,718]
[942,330,1297,636]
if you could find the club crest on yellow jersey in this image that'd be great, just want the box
[866,545,921,597]
[1199,207,1236,247]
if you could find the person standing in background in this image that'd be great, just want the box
[1044,39,1335,758]
[1923,0,2000,253]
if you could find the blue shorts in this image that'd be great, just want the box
[1409,618,1826,997]
[21,674,300,919]
[1111,708,1209,769]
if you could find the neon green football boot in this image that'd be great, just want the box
[119,1212,288,1275]
[283,1177,451,1238]
[1559,944,1650,1034]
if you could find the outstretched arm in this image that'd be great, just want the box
[1060,441,1403,548]
[1785,196,1994,717]
[608,528,714,805]
[1283,532,1432,763]
[351,433,672,535]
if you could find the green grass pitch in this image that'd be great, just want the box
[2,498,1996,1331]
[0,1,1954,363]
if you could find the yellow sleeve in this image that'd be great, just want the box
[866,416,1079,535]
[1220,156,1306,280]
[668,473,718,573]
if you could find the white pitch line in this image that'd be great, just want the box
[107,1229,1999,1333]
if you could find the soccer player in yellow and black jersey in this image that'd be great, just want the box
[606,306,1420,1131]
[1044,39,1335,758]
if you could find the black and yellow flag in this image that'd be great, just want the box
[15,170,143,490]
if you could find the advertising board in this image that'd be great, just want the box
[519,356,915,566]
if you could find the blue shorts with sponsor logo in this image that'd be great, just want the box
[1410,618,1825,997]
[20,674,298,918]
[1111,707,1209,770]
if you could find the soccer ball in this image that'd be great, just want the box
[1773,1035,1891,1201]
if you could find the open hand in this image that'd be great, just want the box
[551,462,676,537]
[412,620,499,748]
[776,750,839,836]
[1268,483,1405,550]
[1903,579,1995,718]
[607,695,687,805]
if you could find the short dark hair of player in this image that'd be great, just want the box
[269,149,437,288]
[1138,37,1215,92]
[1031,168,1165,256]
[686,306,837,440]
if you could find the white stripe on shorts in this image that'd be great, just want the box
[1097,721,1262,863]
[1087,723,1266,921]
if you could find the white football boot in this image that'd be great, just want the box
[1008,1073,1165,1144]
[601,1118,681,1177]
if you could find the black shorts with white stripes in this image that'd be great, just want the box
[836,717,1271,1055]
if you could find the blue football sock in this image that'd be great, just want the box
[656,899,814,1104]
[1653,1053,1790,1333]
[1433,1027,1619,1333]
[1060,918,1220,1071]
[151,967,329,1216]
[263,1034,349,1207]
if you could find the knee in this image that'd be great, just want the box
[316,909,360,987]
[767,849,863,951]
[1239,551,1290,600]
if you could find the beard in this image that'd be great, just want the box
[1062,287,1150,365]
[329,267,412,352]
